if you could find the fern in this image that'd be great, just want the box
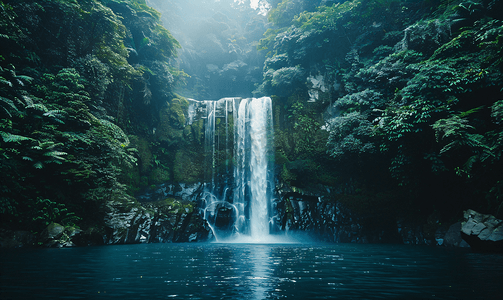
[43,110,67,124]
[6,69,33,87]
[0,131,34,143]
[43,150,68,161]
[492,100,503,123]
[0,77,12,87]
[434,115,497,177]
[100,119,129,146]
[21,95,34,107]
[26,103,48,113]
[26,141,68,169]
[0,96,18,117]
[440,133,486,154]
[433,116,474,142]
[458,106,485,118]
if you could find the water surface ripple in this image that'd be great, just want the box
[1,243,502,299]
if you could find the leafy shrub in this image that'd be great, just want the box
[327,112,375,159]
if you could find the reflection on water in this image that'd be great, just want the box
[1,243,503,299]
[250,245,271,300]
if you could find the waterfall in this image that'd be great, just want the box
[202,97,274,242]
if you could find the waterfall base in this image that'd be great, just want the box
[199,97,276,242]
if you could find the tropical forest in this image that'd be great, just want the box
[1,0,502,251]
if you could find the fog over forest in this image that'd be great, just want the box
[146,0,272,99]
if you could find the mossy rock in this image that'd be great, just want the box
[168,96,189,128]
[156,105,184,143]
[144,197,195,214]
[173,149,204,183]
[149,167,171,184]
[124,168,141,193]
[190,119,204,145]
[129,135,152,173]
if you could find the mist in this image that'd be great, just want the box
[146,0,271,100]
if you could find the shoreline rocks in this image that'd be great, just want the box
[461,209,503,252]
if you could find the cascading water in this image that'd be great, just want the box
[202,97,275,242]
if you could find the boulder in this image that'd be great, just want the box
[38,223,83,248]
[41,223,65,240]
[443,222,470,247]
[461,209,503,252]
[104,196,210,244]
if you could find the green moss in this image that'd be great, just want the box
[275,150,290,166]
[146,197,195,214]
[149,167,170,184]
[155,105,184,143]
[280,164,297,184]
[129,135,152,173]
[173,149,204,183]
[124,167,141,194]
[139,176,149,188]
[191,119,204,144]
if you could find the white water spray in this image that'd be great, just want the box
[203,97,274,242]
[248,97,273,239]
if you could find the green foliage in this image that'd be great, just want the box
[75,54,111,102]
[106,0,161,21]
[332,89,384,113]
[389,150,412,186]
[0,0,186,236]
[26,141,68,169]
[260,66,305,96]
[0,131,34,143]
[257,28,283,56]
[373,97,439,142]
[0,96,18,118]
[39,69,91,104]
[144,197,194,215]
[149,167,170,184]
[273,92,333,187]
[433,116,484,153]
[268,0,304,27]
[272,66,304,88]
[150,24,181,60]
[293,0,362,32]
[173,149,203,183]
[30,198,81,228]
[0,2,24,55]
[433,115,497,177]
[327,112,375,158]
[262,0,503,218]
[492,100,503,123]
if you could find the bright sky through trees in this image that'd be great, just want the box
[234,0,270,15]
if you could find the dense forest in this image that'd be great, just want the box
[0,0,502,246]
[256,0,503,234]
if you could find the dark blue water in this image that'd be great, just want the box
[1,243,502,300]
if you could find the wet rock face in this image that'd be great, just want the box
[461,209,503,252]
[442,222,470,248]
[103,198,211,245]
[94,181,211,245]
[273,192,367,243]
[136,182,204,203]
